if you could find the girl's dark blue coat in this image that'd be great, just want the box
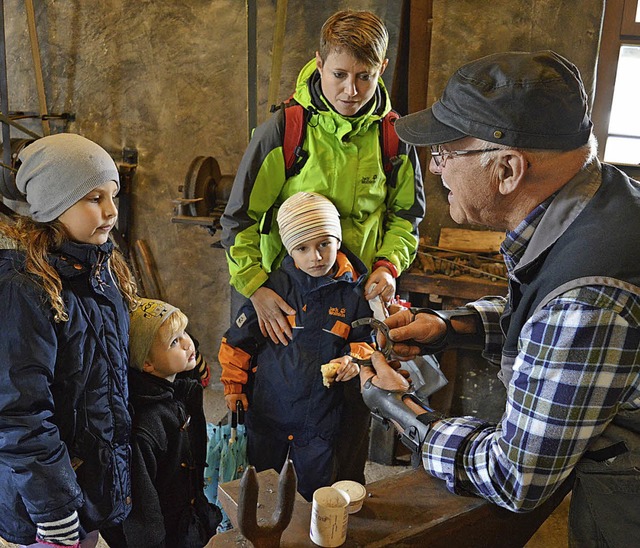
[0,241,131,544]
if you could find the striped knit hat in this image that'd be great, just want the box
[277,192,342,254]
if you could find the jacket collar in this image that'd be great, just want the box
[128,368,200,407]
[51,240,114,276]
[503,160,602,278]
[280,247,368,295]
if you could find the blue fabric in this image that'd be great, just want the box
[0,241,131,544]
[224,248,374,443]
[247,427,335,501]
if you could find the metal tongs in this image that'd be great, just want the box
[350,317,394,365]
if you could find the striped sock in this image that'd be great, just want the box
[36,511,80,546]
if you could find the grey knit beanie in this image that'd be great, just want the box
[15,133,120,222]
[277,191,342,254]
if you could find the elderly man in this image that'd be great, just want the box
[361,51,640,547]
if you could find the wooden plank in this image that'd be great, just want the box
[25,0,50,136]
[438,227,505,253]
[399,272,507,301]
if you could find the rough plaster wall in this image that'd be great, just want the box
[2,0,400,385]
[422,0,604,243]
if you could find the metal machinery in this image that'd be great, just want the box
[171,155,234,239]
[0,0,74,214]
[0,137,34,203]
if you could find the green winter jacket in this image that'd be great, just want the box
[221,59,425,298]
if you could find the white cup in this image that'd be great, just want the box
[309,486,350,547]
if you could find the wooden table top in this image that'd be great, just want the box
[208,467,569,547]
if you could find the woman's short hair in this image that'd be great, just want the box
[319,9,388,69]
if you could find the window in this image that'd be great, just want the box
[592,0,640,166]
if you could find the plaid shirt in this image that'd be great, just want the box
[422,199,640,511]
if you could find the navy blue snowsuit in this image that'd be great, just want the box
[220,249,374,500]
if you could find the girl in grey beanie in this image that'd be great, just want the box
[0,133,137,547]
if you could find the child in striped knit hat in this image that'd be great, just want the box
[218,191,375,500]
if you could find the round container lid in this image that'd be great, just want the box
[332,480,366,502]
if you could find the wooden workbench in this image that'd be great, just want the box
[207,467,570,547]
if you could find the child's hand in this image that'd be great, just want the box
[225,393,249,412]
[332,355,360,383]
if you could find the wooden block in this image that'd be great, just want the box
[438,228,505,253]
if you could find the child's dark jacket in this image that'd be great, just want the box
[114,370,221,547]
[219,248,374,443]
[0,241,131,544]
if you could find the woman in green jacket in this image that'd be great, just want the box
[221,9,425,344]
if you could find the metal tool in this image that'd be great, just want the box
[350,317,394,365]
[237,458,297,548]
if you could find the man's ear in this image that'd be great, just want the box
[315,51,323,72]
[497,150,528,195]
[142,360,155,374]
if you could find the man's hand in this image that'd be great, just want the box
[225,393,249,412]
[380,308,447,360]
[365,266,396,304]
[250,286,295,345]
[359,351,412,392]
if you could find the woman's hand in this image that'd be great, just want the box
[225,393,249,412]
[364,266,396,304]
[250,286,295,345]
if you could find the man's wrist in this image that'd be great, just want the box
[409,307,484,352]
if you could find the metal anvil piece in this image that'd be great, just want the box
[237,459,297,548]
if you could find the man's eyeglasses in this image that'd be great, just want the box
[430,145,501,168]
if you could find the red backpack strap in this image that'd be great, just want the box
[259,99,308,236]
[381,110,402,188]
[282,101,309,178]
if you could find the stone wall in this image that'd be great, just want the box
[1,0,604,383]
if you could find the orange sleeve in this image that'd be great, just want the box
[218,337,253,395]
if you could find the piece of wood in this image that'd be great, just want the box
[267,0,288,109]
[399,272,507,301]
[25,0,50,136]
[131,239,164,300]
[438,227,505,253]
